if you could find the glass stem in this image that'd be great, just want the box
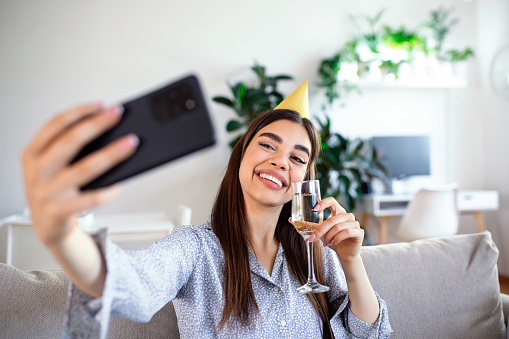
[306,239,317,283]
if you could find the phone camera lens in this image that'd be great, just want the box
[185,99,196,110]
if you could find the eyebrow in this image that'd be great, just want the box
[259,132,310,156]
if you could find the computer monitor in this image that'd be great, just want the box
[371,136,431,179]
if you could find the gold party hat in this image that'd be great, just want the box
[274,80,310,119]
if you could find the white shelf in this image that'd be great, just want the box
[348,78,468,89]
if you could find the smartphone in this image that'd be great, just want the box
[72,74,216,190]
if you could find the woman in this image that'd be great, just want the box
[22,84,392,338]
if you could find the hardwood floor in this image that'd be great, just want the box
[500,275,509,294]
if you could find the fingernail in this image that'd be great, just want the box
[313,204,321,211]
[288,217,292,223]
[95,101,105,109]
[308,234,316,242]
[122,134,139,149]
[328,239,335,246]
[106,105,124,118]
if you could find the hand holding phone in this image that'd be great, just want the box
[72,74,216,190]
[22,103,136,247]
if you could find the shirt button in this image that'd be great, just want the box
[273,286,280,292]
[280,320,287,327]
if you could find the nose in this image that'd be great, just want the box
[270,157,288,170]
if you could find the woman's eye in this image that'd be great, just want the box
[259,142,274,150]
[292,156,307,165]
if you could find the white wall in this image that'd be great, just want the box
[477,0,509,275]
[1,0,507,273]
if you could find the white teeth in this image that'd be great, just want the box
[259,173,283,187]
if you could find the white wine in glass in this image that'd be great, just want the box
[291,180,330,294]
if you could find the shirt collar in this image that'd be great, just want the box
[248,242,284,282]
[207,220,285,281]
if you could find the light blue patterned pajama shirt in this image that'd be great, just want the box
[63,221,393,338]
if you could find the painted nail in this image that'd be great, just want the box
[308,234,316,242]
[313,204,321,211]
[122,134,139,149]
[106,105,124,118]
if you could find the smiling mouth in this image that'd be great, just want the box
[258,172,283,188]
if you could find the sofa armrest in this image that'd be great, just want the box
[502,293,509,329]
[361,232,505,338]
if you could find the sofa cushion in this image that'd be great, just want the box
[0,266,68,338]
[360,231,505,339]
[0,263,179,338]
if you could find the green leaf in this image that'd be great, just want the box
[269,91,284,104]
[228,82,239,97]
[248,91,271,107]
[237,83,247,100]
[226,120,244,132]
[350,168,362,183]
[252,63,266,81]
[343,192,355,212]
[349,139,364,155]
[338,175,351,192]
[337,134,348,146]
[272,75,293,81]
[356,188,364,203]
[366,167,389,182]
[212,96,234,108]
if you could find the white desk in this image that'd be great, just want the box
[0,212,174,270]
[360,190,499,244]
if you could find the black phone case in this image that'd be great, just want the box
[72,74,215,190]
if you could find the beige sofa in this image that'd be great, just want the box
[1,231,508,338]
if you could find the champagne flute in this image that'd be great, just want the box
[291,180,330,294]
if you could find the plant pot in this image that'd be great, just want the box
[451,61,468,80]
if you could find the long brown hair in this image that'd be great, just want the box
[211,109,333,337]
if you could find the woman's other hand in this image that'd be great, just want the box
[309,197,364,263]
[22,103,139,248]
[291,197,379,324]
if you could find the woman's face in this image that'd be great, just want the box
[239,119,312,209]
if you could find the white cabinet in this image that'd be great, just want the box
[0,212,174,271]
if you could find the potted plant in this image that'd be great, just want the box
[445,47,474,79]
[423,6,474,80]
[212,63,292,149]
[317,52,343,105]
[357,8,388,54]
[352,8,388,79]
[379,59,403,80]
[381,25,427,63]
[317,39,360,106]
[423,6,458,60]
[445,48,474,62]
